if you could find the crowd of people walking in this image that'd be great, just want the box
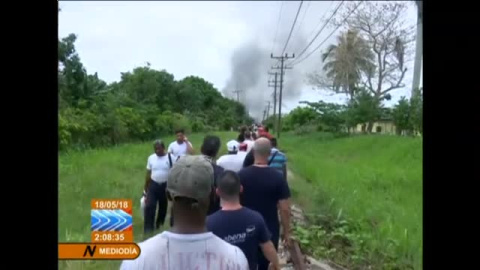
[123,125,290,270]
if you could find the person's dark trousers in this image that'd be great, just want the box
[257,232,279,270]
[144,180,168,234]
[156,198,166,229]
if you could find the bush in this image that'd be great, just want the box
[293,124,318,135]
[191,119,205,133]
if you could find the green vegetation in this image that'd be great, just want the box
[59,131,422,270]
[59,33,251,151]
[277,86,422,138]
[392,88,423,135]
[282,133,422,270]
[58,2,422,269]
[279,94,392,136]
[59,132,237,270]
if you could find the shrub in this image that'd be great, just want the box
[293,123,318,135]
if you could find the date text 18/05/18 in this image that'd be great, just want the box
[91,199,131,210]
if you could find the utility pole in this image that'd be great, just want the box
[271,53,294,139]
[266,101,271,119]
[232,89,242,102]
[262,109,267,122]
[268,71,279,132]
[412,1,422,94]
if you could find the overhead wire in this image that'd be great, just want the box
[296,0,311,32]
[291,1,364,67]
[286,0,312,52]
[290,0,344,64]
[271,1,285,54]
[281,0,304,55]
[305,1,334,39]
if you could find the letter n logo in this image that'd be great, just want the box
[83,245,97,257]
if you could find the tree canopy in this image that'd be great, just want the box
[58,33,251,150]
[309,1,415,102]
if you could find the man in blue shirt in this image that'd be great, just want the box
[238,138,291,270]
[242,137,288,181]
[268,138,287,181]
[207,171,280,270]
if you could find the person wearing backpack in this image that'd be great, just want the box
[238,138,291,270]
[242,137,287,181]
[268,138,287,181]
[200,135,225,215]
[169,135,225,227]
[143,139,177,236]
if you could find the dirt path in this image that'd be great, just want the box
[287,169,295,182]
[278,168,342,270]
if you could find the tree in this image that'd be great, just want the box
[391,87,422,136]
[58,34,97,107]
[58,33,251,150]
[282,106,318,131]
[333,1,415,101]
[409,87,423,135]
[309,29,375,100]
[392,97,412,135]
[300,101,347,133]
[346,88,383,133]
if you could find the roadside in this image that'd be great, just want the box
[278,168,345,270]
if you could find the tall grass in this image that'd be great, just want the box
[281,133,422,269]
[59,131,422,269]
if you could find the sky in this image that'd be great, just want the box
[59,1,421,120]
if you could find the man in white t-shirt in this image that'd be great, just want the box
[168,129,194,157]
[143,140,177,235]
[217,140,247,173]
[121,155,249,270]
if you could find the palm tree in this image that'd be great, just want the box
[321,29,375,100]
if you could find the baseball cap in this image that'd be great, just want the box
[167,155,214,203]
[226,140,240,152]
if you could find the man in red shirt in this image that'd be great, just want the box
[258,127,273,140]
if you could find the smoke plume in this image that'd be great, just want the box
[222,27,309,121]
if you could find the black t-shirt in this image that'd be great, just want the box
[242,150,255,168]
[207,207,271,270]
[238,166,291,240]
[207,163,225,215]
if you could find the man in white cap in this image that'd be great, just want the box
[217,140,247,173]
[121,155,249,270]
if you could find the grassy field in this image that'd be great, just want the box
[280,133,422,269]
[59,131,422,270]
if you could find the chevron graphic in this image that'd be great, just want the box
[91,209,132,232]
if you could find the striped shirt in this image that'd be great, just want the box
[268,148,287,173]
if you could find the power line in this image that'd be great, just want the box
[305,1,334,39]
[299,1,312,29]
[271,1,285,54]
[270,2,285,78]
[292,1,363,66]
[291,1,344,63]
[290,0,312,47]
[281,1,304,55]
